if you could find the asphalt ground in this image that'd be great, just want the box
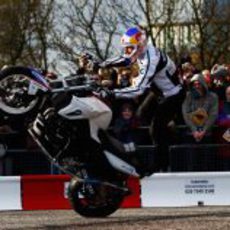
[1,207,230,230]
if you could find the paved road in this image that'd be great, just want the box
[1,207,230,230]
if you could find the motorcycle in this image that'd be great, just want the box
[0,66,154,217]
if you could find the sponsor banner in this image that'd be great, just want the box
[22,175,71,210]
[141,172,230,207]
[0,176,21,210]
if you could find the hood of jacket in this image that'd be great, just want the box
[190,73,209,97]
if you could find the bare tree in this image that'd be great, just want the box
[0,0,55,69]
[51,0,179,72]
[0,0,30,66]
[1,0,225,72]
[27,0,55,70]
[188,0,230,68]
[52,0,121,71]
[107,0,180,45]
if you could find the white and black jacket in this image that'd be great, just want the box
[101,44,182,99]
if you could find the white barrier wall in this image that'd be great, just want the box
[0,176,22,210]
[141,172,230,207]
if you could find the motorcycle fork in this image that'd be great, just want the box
[48,154,129,196]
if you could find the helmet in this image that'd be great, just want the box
[120,27,147,59]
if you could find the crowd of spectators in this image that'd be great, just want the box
[180,61,230,141]
[0,56,230,173]
[84,56,230,171]
[88,57,230,135]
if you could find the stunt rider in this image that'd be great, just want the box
[83,26,185,172]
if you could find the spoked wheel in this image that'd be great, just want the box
[68,177,125,218]
[0,67,40,115]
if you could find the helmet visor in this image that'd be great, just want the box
[123,45,137,58]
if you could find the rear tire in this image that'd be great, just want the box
[68,177,125,218]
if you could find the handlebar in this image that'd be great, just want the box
[49,75,97,94]
[51,84,93,93]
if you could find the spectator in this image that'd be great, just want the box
[225,64,230,85]
[180,62,199,90]
[216,85,230,142]
[112,63,140,123]
[180,74,219,171]
[113,103,139,152]
[182,73,218,143]
[213,85,230,170]
[117,67,132,88]
[42,70,58,80]
[202,69,212,89]
[211,64,230,100]
[98,68,118,89]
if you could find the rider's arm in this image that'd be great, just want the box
[76,56,131,75]
[100,56,132,68]
[113,48,160,99]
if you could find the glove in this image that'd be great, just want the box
[78,53,99,73]
[100,88,114,99]
[78,53,93,67]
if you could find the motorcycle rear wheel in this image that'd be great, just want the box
[68,177,125,218]
[0,66,40,116]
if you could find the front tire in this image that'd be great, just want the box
[68,177,125,218]
[0,66,40,116]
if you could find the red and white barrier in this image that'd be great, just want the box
[0,176,21,210]
[0,175,141,210]
[22,175,72,210]
[1,172,230,210]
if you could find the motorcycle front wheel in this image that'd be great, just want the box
[0,66,40,116]
[68,177,125,218]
